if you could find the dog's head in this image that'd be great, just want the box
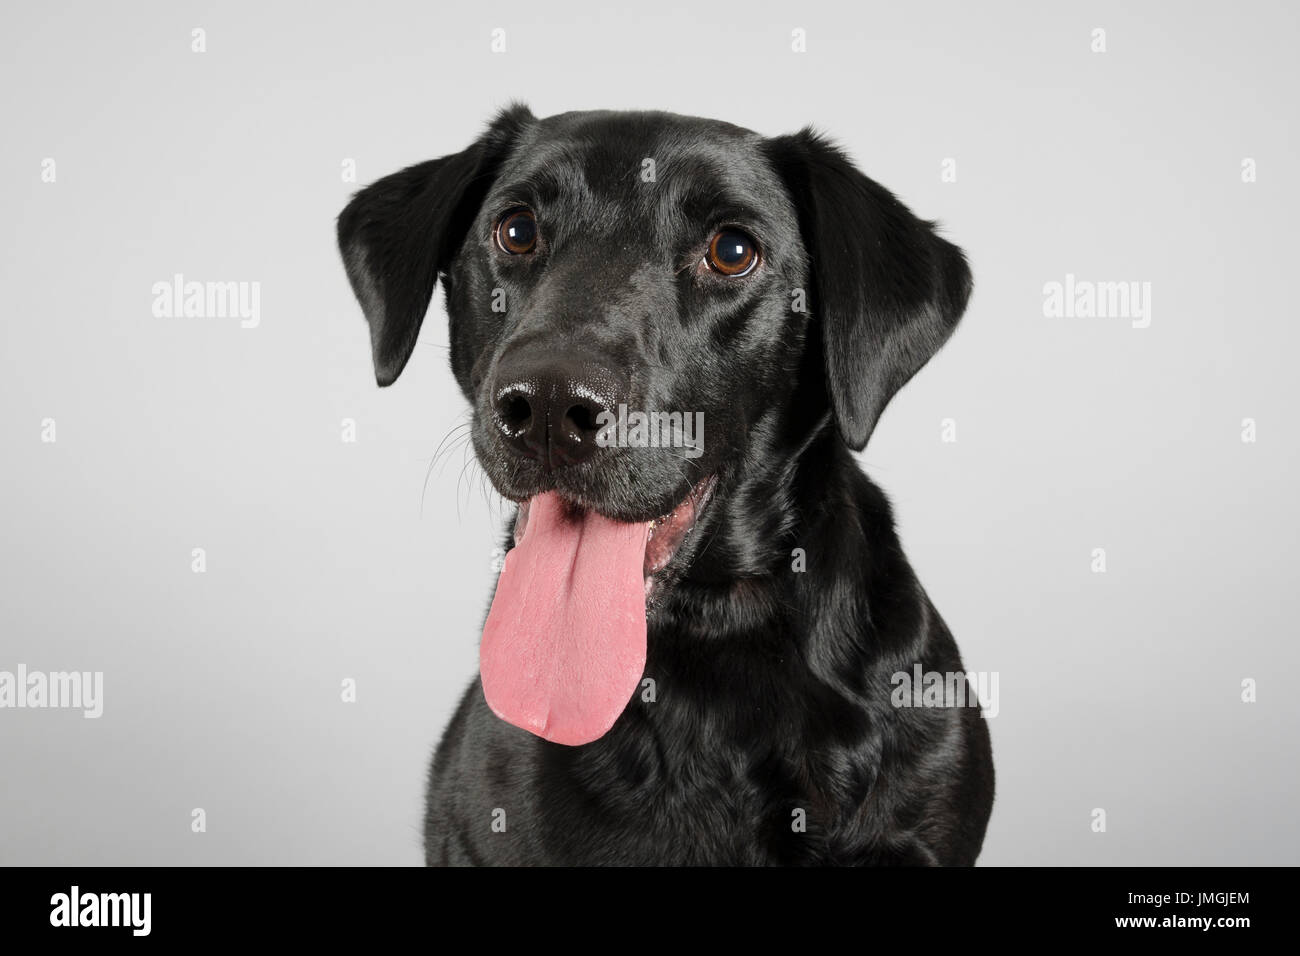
[338,106,971,744]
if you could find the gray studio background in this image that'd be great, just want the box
[2,0,1297,865]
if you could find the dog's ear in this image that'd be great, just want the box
[337,104,534,386]
[765,129,972,450]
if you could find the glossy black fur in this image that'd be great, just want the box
[338,106,994,865]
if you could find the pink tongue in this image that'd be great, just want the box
[480,492,651,746]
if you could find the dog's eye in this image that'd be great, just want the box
[495,209,538,255]
[705,229,759,277]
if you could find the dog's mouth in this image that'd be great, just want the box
[479,476,715,747]
[510,477,716,596]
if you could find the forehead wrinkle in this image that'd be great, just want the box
[506,136,652,237]
[651,144,779,233]
[500,149,594,211]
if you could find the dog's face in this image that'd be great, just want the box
[338,106,971,744]
[453,111,806,528]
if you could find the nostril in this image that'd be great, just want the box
[496,392,533,435]
[565,403,601,434]
[504,396,531,428]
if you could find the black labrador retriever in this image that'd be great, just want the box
[338,105,994,865]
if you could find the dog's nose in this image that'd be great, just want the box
[491,353,628,469]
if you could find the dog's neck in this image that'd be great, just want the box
[655,406,920,664]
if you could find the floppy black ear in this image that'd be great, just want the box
[765,130,972,450]
[337,104,534,386]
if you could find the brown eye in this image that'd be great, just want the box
[496,209,538,255]
[706,228,759,277]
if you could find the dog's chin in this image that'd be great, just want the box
[507,474,716,607]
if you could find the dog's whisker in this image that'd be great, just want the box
[426,421,473,476]
[421,420,475,518]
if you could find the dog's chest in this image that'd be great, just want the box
[537,692,865,865]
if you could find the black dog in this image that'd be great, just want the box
[338,105,994,865]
